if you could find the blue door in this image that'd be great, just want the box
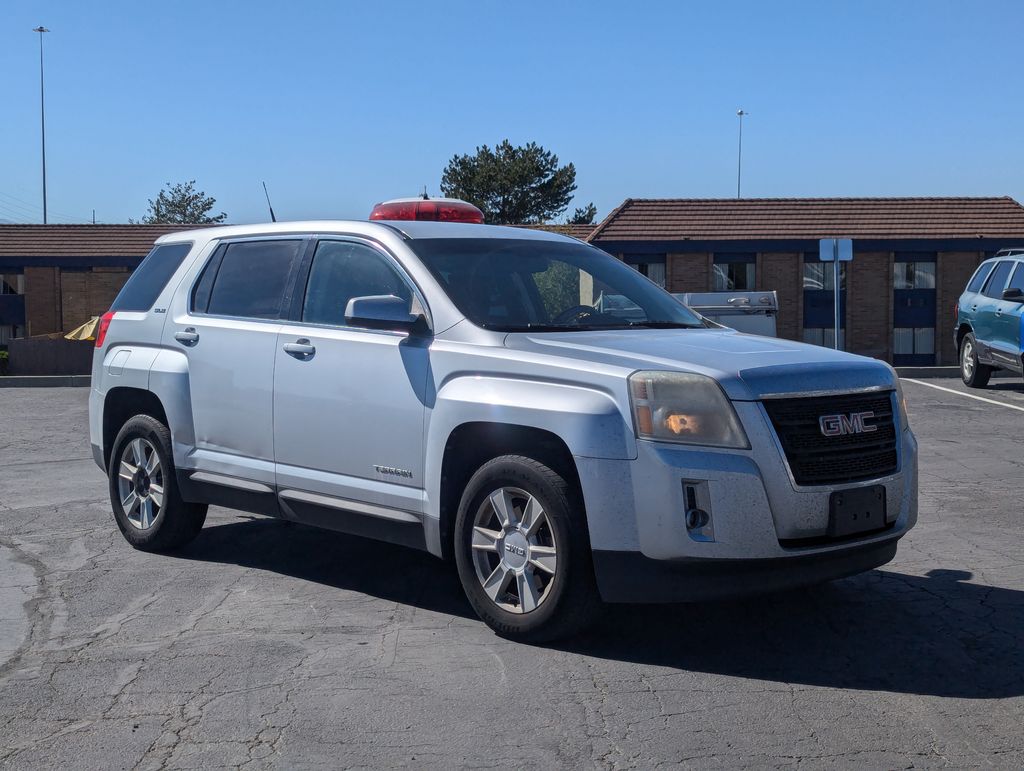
[990,261,1024,370]
[974,260,1014,361]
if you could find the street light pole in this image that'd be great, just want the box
[736,109,748,199]
[33,26,50,225]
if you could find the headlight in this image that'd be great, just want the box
[628,371,750,449]
[894,378,910,431]
[884,364,910,431]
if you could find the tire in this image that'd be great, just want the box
[108,415,207,552]
[454,455,602,642]
[960,333,993,388]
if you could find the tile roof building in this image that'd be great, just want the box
[587,197,1024,366]
[3,197,1024,367]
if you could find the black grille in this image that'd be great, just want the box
[762,392,898,486]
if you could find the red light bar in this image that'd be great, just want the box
[369,198,484,224]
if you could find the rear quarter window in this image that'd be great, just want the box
[203,240,303,319]
[965,262,995,294]
[110,242,193,312]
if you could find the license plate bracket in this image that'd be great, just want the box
[829,485,886,538]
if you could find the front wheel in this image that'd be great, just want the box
[960,333,993,388]
[454,455,602,642]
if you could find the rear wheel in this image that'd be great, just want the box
[960,333,993,388]
[108,415,207,552]
[454,455,602,642]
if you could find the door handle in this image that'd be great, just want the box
[283,339,316,359]
[174,328,199,346]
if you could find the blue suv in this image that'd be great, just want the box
[955,248,1024,387]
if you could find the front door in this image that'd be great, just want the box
[990,261,1024,370]
[272,238,430,540]
[974,260,1014,362]
[164,237,305,488]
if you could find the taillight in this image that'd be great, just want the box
[369,197,484,224]
[95,311,115,348]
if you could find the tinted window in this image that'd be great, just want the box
[206,240,302,319]
[982,261,1014,299]
[408,238,704,331]
[110,242,192,312]
[191,244,226,313]
[1008,263,1024,293]
[302,241,412,326]
[966,262,995,293]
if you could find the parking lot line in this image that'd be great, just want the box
[902,378,1024,413]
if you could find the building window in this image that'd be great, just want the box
[802,254,846,347]
[0,325,25,346]
[712,254,755,291]
[892,253,937,365]
[803,327,845,349]
[802,261,846,290]
[623,255,667,289]
[1,273,25,295]
[893,327,935,356]
[893,261,936,289]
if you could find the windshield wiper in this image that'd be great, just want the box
[623,321,703,329]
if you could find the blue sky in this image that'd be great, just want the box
[1,1,1022,224]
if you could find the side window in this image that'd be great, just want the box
[966,263,995,294]
[110,242,193,312]
[191,244,226,313]
[1008,263,1024,294]
[204,240,302,319]
[982,261,1014,299]
[302,241,413,327]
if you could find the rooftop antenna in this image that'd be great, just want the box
[421,186,429,200]
[262,181,277,222]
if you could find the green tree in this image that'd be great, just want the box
[137,180,227,224]
[568,202,597,224]
[440,140,577,224]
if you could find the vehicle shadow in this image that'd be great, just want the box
[565,567,1024,699]
[180,519,1023,698]
[178,517,476,620]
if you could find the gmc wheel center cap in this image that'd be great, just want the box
[503,532,529,569]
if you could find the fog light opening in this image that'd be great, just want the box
[682,481,715,542]
[685,508,710,530]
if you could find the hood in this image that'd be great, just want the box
[503,328,897,401]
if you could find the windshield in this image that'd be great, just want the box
[408,238,705,332]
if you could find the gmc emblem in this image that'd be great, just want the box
[819,411,877,437]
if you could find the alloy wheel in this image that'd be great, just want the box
[116,438,164,530]
[962,340,975,378]
[470,486,558,613]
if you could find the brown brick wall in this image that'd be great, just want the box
[667,253,711,293]
[936,251,984,365]
[758,252,802,341]
[60,268,129,329]
[847,251,893,361]
[24,266,61,336]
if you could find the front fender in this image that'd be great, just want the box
[421,375,635,553]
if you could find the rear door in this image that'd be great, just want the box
[163,237,306,490]
[272,238,430,542]
[991,261,1024,369]
[973,260,1014,360]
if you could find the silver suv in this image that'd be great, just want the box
[90,215,918,641]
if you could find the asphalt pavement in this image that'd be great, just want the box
[0,382,1022,769]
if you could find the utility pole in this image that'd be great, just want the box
[736,109,748,199]
[33,26,50,224]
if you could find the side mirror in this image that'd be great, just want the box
[344,295,428,334]
[1001,287,1024,303]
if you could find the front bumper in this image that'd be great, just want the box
[575,400,918,603]
[592,538,898,603]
